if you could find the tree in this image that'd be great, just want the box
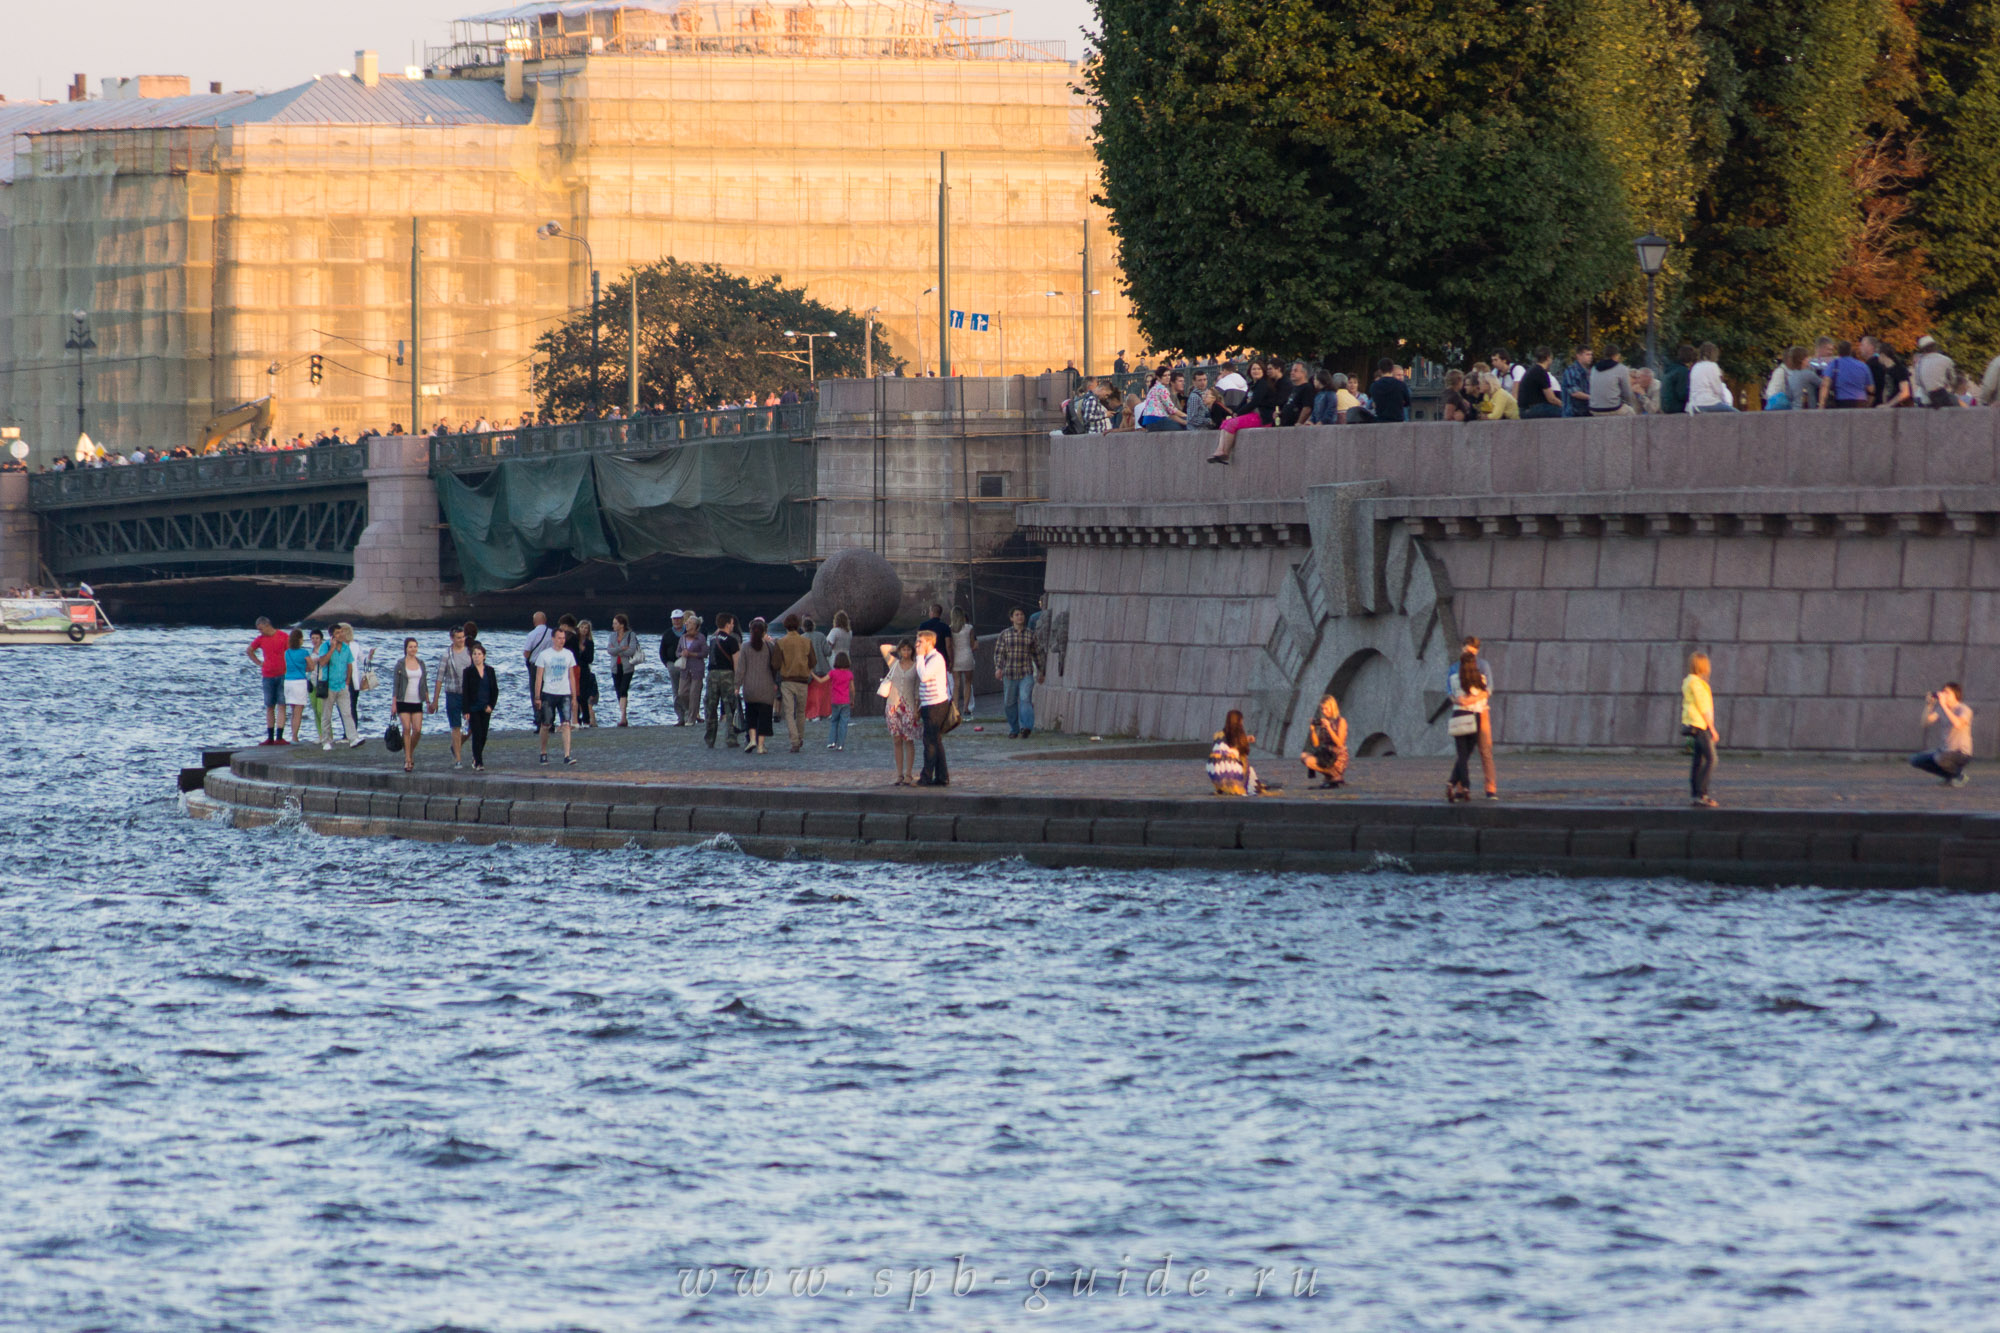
[530,259,898,420]
[1086,0,1634,366]
[1676,0,1904,370]
[1912,0,2000,351]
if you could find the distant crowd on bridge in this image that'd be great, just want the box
[1059,334,2000,463]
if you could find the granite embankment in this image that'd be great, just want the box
[191,721,2000,889]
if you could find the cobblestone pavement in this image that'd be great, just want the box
[275,696,1992,813]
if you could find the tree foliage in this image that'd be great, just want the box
[1090,0,2000,376]
[530,259,898,420]
[1913,0,2000,351]
[1086,0,1634,364]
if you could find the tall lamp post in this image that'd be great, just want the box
[784,330,836,384]
[861,308,880,378]
[63,310,95,443]
[1634,232,1670,371]
[537,221,600,418]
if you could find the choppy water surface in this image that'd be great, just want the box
[3,627,1999,1331]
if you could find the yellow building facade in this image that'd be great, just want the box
[0,0,1138,463]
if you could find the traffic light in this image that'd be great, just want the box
[309,353,323,386]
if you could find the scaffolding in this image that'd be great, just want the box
[0,1,1137,465]
[432,0,1064,66]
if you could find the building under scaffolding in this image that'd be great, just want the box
[0,0,1136,463]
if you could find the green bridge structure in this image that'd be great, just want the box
[5,376,1066,627]
[21,404,817,588]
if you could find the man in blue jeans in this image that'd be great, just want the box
[993,607,1046,739]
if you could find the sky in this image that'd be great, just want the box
[2,0,1098,102]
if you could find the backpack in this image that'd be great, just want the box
[1061,396,1090,435]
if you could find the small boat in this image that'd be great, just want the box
[0,595,116,645]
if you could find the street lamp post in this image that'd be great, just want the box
[63,310,95,442]
[861,307,880,378]
[1634,232,1671,372]
[537,221,600,417]
[783,330,837,384]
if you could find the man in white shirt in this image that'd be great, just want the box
[522,610,553,728]
[914,627,953,786]
[534,626,580,765]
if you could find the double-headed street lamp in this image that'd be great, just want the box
[1635,232,1671,372]
[784,329,836,384]
[63,310,95,442]
[538,221,601,417]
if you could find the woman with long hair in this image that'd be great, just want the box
[393,635,428,773]
[1300,694,1349,788]
[734,616,778,755]
[1445,650,1489,802]
[1208,709,1271,795]
[574,619,599,726]
[305,627,330,747]
[949,606,975,719]
[463,641,500,772]
[879,637,924,785]
[608,612,639,726]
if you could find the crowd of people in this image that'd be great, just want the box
[1206,635,1975,805]
[1057,334,2000,461]
[240,597,1051,788]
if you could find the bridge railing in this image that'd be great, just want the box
[28,443,369,510]
[429,403,816,472]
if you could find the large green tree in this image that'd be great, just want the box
[1675,0,1903,367]
[530,259,898,420]
[1913,0,2000,351]
[1087,0,1634,364]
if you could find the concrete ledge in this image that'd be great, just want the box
[198,756,1980,890]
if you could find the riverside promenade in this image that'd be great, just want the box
[192,717,2000,891]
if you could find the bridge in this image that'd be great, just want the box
[13,404,816,589]
[2,377,1068,626]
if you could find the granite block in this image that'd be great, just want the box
[511,801,567,828]
[1412,825,1478,856]
[906,814,957,842]
[1571,828,1636,859]
[1653,537,1716,590]
[1736,590,1802,643]
[957,814,1050,843]
[1712,537,1775,589]
[1771,539,1837,589]
[1355,824,1416,854]
[802,811,864,840]
[1480,827,1570,858]
[860,811,909,841]
[692,806,761,836]
[1862,589,1933,643]
[1834,539,1902,589]
[758,809,806,838]
[654,806,693,832]
[607,805,655,831]
[1147,819,1239,848]
[477,799,513,825]
[1092,817,1149,844]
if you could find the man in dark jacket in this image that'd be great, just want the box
[1659,344,1695,414]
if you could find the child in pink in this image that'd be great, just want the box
[825,653,854,750]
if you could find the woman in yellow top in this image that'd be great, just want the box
[1681,651,1719,807]
[1479,371,1520,420]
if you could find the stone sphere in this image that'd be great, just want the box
[781,547,902,635]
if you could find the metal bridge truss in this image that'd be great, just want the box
[43,488,368,580]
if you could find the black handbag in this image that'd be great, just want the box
[383,722,402,752]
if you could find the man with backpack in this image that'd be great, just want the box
[1062,380,1111,435]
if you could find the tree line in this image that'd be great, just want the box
[1086,0,2000,376]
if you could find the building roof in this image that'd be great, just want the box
[207,76,531,127]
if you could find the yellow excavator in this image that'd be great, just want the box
[198,396,274,452]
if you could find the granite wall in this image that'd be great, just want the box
[1019,409,2000,756]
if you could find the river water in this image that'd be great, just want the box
[3,626,1999,1331]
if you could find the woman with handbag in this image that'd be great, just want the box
[305,627,330,746]
[392,636,428,773]
[574,619,600,727]
[733,617,779,755]
[950,607,976,718]
[1445,650,1489,803]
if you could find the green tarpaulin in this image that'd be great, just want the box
[436,440,814,593]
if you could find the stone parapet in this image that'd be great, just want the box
[195,748,1990,889]
[1024,412,2000,757]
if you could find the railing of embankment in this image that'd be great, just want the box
[27,443,368,511]
[428,403,817,474]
